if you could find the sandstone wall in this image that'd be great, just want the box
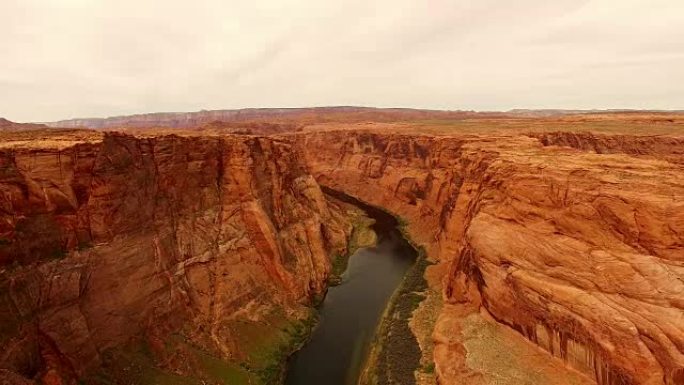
[297,131,684,385]
[0,133,352,384]
[1,129,682,385]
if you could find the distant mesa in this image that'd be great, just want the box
[43,106,684,131]
[43,106,505,130]
[0,117,49,131]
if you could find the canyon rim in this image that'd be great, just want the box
[0,109,682,385]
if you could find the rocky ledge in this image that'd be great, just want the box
[0,128,682,385]
[0,133,358,385]
[298,130,683,385]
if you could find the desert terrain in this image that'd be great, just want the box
[0,108,682,385]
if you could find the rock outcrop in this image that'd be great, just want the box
[1,127,682,385]
[297,130,684,385]
[531,132,684,165]
[0,133,354,384]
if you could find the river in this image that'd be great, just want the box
[284,196,417,385]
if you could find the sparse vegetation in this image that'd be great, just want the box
[422,362,435,374]
[361,255,431,385]
[84,309,318,385]
[240,309,318,384]
[360,222,432,385]
[328,203,377,285]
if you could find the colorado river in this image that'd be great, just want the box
[285,194,417,385]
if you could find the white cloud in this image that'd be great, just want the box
[0,0,682,121]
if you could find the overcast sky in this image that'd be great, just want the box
[1,0,683,122]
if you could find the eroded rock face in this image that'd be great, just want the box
[531,132,684,165]
[297,131,684,385]
[0,133,352,384]
[1,129,682,385]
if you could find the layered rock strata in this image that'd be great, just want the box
[1,128,682,385]
[297,131,684,385]
[0,133,354,384]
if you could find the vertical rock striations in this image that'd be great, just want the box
[1,129,682,385]
[0,133,353,384]
[298,131,684,385]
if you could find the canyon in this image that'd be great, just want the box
[0,111,683,385]
[0,132,361,385]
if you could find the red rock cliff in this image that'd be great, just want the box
[0,133,353,384]
[2,129,682,385]
[297,130,684,385]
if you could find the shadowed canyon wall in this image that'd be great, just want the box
[0,133,356,384]
[297,131,684,385]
